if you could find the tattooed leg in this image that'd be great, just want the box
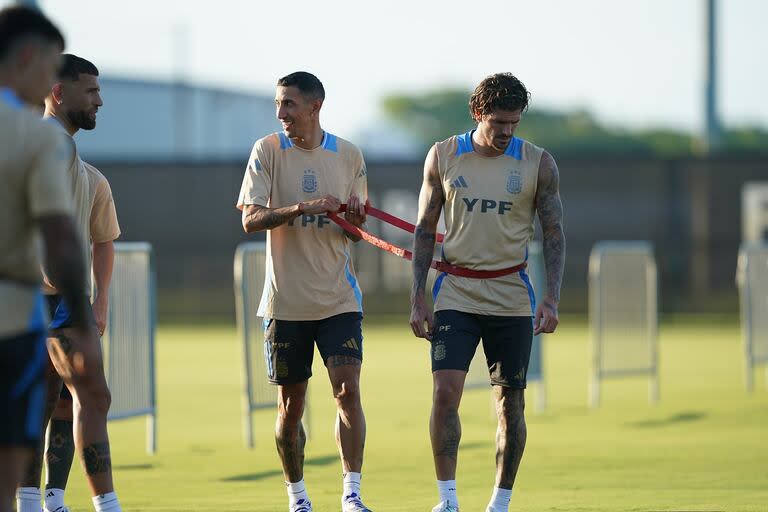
[327,356,365,473]
[493,387,527,489]
[430,370,466,480]
[47,327,114,496]
[45,399,75,490]
[275,382,308,482]
[20,356,63,488]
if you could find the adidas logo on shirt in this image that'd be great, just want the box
[450,176,469,188]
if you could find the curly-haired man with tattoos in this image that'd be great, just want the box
[410,73,565,512]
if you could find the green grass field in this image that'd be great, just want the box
[60,315,766,511]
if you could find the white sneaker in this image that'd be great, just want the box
[342,492,373,511]
[290,498,312,512]
[432,501,459,512]
[44,507,70,512]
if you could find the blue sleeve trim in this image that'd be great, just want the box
[455,130,475,156]
[504,137,524,160]
[0,87,24,110]
[279,132,293,150]
[322,132,338,153]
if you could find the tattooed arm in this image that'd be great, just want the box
[241,195,342,233]
[241,203,302,233]
[533,150,565,335]
[409,145,444,340]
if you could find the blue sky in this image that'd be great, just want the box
[9,0,766,138]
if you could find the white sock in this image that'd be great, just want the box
[343,471,361,498]
[437,479,458,507]
[488,486,512,511]
[286,479,310,507]
[92,491,121,512]
[44,488,66,511]
[16,487,41,512]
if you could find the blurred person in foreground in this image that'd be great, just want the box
[0,6,95,512]
[237,71,373,512]
[17,53,121,512]
[410,72,566,512]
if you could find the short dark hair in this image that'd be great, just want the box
[0,6,65,61]
[469,73,530,120]
[277,71,325,101]
[58,54,98,81]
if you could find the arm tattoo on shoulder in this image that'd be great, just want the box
[536,152,566,303]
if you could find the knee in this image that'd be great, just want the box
[332,379,361,413]
[496,390,525,426]
[74,380,111,416]
[277,396,305,426]
[433,381,461,412]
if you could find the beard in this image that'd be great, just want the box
[67,110,96,131]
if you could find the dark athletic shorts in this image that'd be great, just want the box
[0,330,48,448]
[264,312,363,385]
[431,309,533,389]
[46,295,93,401]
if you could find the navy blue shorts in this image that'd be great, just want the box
[46,294,95,330]
[264,312,363,385]
[0,330,48,448]
[431,310,533,389]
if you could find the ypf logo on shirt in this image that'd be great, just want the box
[302,169,318,193]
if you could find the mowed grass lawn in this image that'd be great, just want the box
[59,315,767,511]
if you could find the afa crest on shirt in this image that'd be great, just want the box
[507,170,522,194]
[302,169,318,193]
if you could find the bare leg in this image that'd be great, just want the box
[0,448,32,512]
[47,328,114,496]
[275,381,308,482]
[326,356,365,473]
[430,370,466,480]
[19,363,62,489]
[493,386,527,489]
[44,397,75,491]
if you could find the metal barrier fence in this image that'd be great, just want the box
[234,242,311,448]
[589,241,658,407]
[105,242,157,454]
[736,243,768,392]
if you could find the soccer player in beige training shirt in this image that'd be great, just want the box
[410,73,566,512]
[16,54,121,512]
[237,72,373,512]
[0,7,95,512]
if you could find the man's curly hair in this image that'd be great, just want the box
[469,73,530,121]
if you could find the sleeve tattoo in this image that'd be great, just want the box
[535,151,565,304]
[412,149,444,298]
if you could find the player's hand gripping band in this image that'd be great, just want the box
[326,204,527,279]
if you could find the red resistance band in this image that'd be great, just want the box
[326,204,526,279]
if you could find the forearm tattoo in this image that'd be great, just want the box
[412,227,437,295]
[244,206,298,231]
[81,442,111,475]
[535,152,566,303]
